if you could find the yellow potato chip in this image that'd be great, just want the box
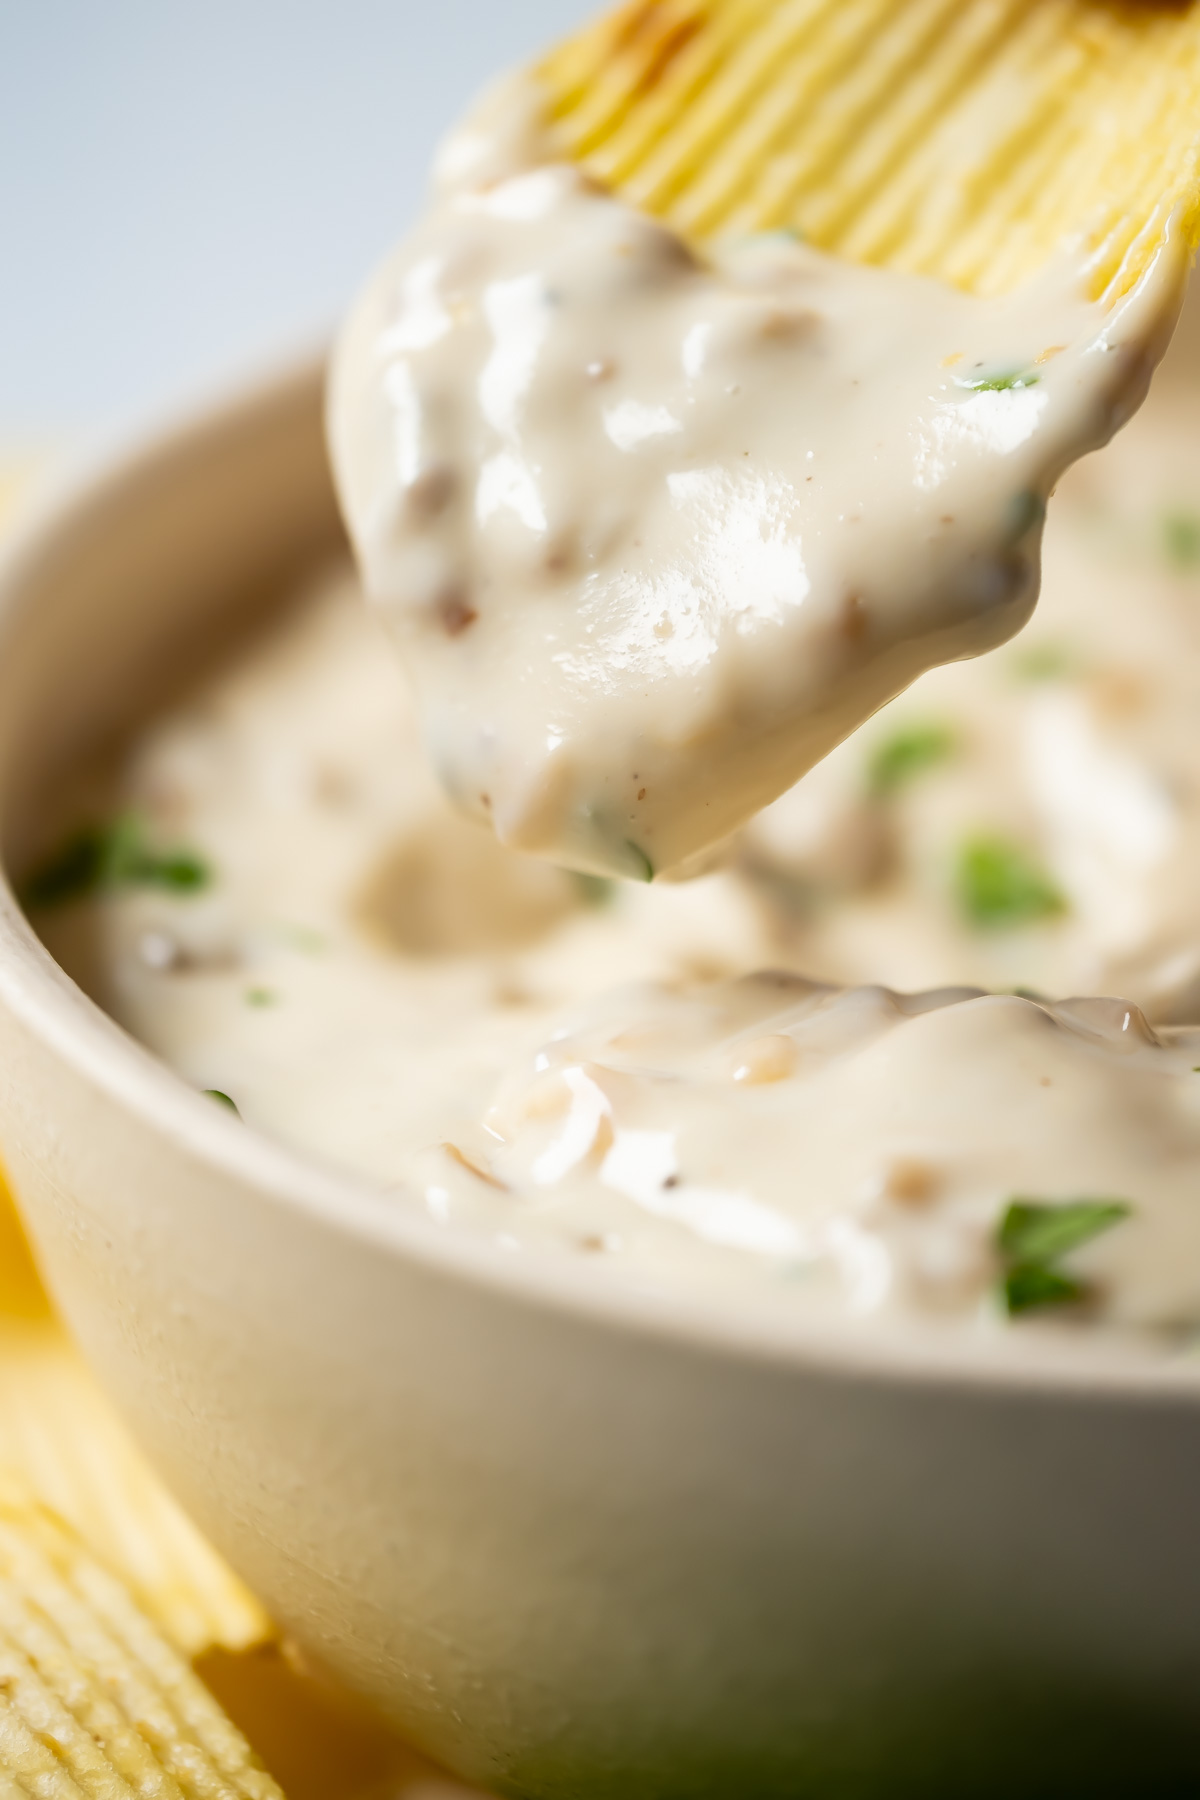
[0,1179,268,1658]
[0,1480,282,1798]
[539,0,1200,298]
[0,1193,478,1797]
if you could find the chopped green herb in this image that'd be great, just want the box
[624,841,655,883]
[956,835,1066,929]
[244,987,276,1008]
[868,722,955,797]
[20,829,107,907]
[151,853,207,890]
[1163,511,1200,569]
[996,1197,1131,1317]
[1003,1264,1084,1315]
[1010,641,1074,683]
[571,872,617,908]
[90,813,209,892]
[203,1089,239,1116]
[21,812,210,909]
[955,369,1040,393]
[999,1198,1131,1266]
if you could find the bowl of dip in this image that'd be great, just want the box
[1,346,1200,1800]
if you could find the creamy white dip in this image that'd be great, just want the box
[32,342,1200,1354]
[29,81,1200,1361]
[328,75,1186,879]
[479,976,1200,1338]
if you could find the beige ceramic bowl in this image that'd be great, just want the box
[0,359,1198,1800]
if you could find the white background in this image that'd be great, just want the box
[0,0,586,436]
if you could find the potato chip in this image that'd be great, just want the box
[539,0,1200,298]
[0,1179,268,1657]
[0,1480,282,1797]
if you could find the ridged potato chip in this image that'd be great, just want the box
[0,1182,267,1658]
[539,0,1200,298]
[0,1479,282,1798]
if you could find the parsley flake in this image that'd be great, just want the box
[956,835,1066,929]
[203,1089,240,1116]
[868,722,955,797]
[1003,1264,1083,1315]
[999,1198,1131,1265]
[996,1197,1131,1317]
[22,813,210,908]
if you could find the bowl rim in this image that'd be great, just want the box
[0,351,1195,1407]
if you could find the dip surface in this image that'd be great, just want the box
[33,346,1200,1360]
[328,75,1185,879]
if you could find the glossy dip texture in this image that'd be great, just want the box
[327,75,1185,878]
[31,343,1200,1361]
[21,72,1200,1377]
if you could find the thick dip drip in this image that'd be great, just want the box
[328,74,1185,879]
